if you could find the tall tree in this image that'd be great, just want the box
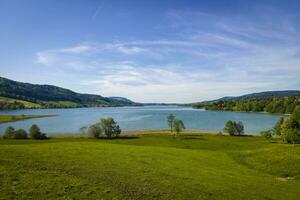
[100,117,121,138]
[167,114,175,132]
[3,126,15,139]
[281,106,300,144]
[173,119,185,136]
[224,120,235,136]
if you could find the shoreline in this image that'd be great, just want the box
[0,114,56,124]
[43,129,261,138]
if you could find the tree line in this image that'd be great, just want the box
[193,97,300,114]
[3,124,47,139]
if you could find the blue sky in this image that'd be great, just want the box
[0,0,300,103]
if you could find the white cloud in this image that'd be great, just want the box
[34,9,300,103]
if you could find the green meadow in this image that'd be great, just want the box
[0,132,299,199]
[0,115,53,123]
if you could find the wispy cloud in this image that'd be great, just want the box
[34,8,300,103]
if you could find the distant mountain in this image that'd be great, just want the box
[109,97,135,104]
[0,76,140,109]
[200,90,300,104]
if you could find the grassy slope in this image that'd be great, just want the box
[0,115,54,123]
[0,96,41,108]
[0,133,299,199]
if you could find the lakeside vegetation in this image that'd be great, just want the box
[261,106,300,144]
[193,96,300,114]
[0,132,299,199]
[0,114,53,123]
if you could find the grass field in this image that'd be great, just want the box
[0,115,54,123]
[0,132,299,199]
[0,96,41,108]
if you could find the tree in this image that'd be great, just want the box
[274,117,284,136]
[88,117,121,138]
[29,124,46,139]
[88,123,102,138]
[224,120,235,136]
[173,119,185,136]
[79,126,88,135]
[14,129,27,139]
[235,121,244,135]
[224,120,244,136]
[167,114,175,132]
[281,106,300,144]
[3,126,15,139]
[100,118,121,138]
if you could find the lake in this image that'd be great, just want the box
[0,106,283,135]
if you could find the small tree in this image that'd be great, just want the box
[100,118,121,138]
[235,121,244,135]
[224,120,244,136]
[29,124,46,139]
[14,129,28,139]
[88,123,102,138]
[79,126,88,135]
[274,117,284,136]
[167,114,175,132]
[224,120,235,136]
[173,119,185,136]
[3,126,15,139]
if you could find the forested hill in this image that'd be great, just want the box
[0,77,140,109]
[192,91,300,114]
[201,91,300,104]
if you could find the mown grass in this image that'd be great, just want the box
[0,115,54,123]
[0,132,299,199]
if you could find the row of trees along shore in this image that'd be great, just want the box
[193,97,300,114]
[3,124,47,139]
[2,108,299,144]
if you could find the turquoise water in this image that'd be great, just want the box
[0,106,283,135]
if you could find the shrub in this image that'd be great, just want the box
[14,129,28,139]
[3,126,15,139]
[88,123,103,138]
[260,129,274,139]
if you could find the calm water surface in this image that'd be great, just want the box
[0,106,283,135]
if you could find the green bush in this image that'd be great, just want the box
[260,129,274,139]
[14,129,28,139]
[88,123,103,138]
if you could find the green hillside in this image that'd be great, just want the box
[0,132,299,199]
[0,77,140,109]
[192,91,300,114]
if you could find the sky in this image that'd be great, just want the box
[0,0,300,103]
